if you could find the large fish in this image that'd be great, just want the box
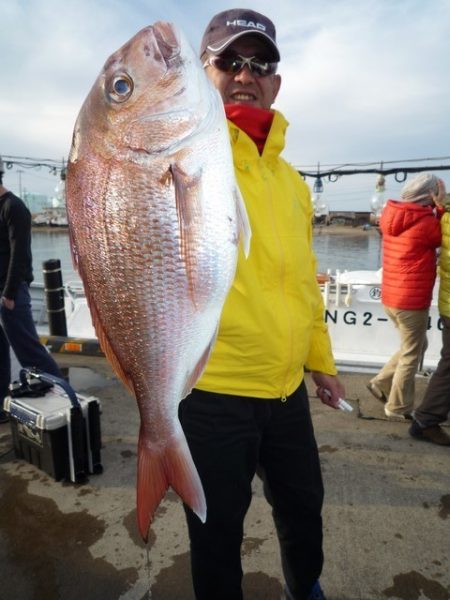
[66,22,250,541]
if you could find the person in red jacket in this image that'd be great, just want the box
[367,173,444,418]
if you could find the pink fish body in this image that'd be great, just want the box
[66,22,250,541]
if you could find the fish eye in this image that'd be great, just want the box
[108,74,134,103]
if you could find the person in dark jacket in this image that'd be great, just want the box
[367,173,444,419]
[0,158,63,423]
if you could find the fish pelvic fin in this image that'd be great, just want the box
[234,187,252,258]
[137,429,207,542]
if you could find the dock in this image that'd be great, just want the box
[0,354,449,600]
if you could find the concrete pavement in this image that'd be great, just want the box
[0,355,449,600]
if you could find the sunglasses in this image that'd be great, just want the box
[203,54,278,78]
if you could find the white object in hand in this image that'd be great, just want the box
[336,398,353,412]
[324,389,353,412]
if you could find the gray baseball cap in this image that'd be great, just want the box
[200,9,280,61]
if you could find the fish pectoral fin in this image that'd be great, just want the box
[169,162,203,228]
[137,430,207,542]
[234,187,252,258]
[168,162,203,305]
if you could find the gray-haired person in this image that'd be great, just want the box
[367,173,444,419]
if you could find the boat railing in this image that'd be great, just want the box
[64,280,87,318]
[65,280,85,297]
[318,269,382,308]
[30,282,47,326]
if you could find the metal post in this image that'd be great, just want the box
[43,259,67,336]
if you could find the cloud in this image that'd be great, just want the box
[2,0,450,210]
[267,0,450,212]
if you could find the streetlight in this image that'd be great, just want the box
[52,165,66,208]
[370,173,386,224]
[312,166,329,225]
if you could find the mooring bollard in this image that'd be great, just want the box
[43,259,68,336]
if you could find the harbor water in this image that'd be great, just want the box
[31,226,383,285]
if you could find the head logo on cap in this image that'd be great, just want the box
[200,9,280,62]
[226,18,267,32]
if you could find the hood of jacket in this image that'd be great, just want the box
[381,199,436,237]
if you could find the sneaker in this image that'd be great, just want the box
[409,422,450,446]
[0,409,9,424]
[284,581,326,600]
[307,581,327,600]
[366,382,387,403]
[384,407,412,420]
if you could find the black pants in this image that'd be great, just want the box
[0,282,62,406]
[178,382,324,600]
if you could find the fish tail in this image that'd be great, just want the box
[137,431,207,542]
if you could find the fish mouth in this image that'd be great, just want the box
[153,21,181,66]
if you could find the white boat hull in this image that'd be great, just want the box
[321,270,441,372]
[32,270,443,372]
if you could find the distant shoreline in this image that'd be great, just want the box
[313,224,380,236]
[32,224,379,236]
[32,225,68,233]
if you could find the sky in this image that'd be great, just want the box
[1,0,450,212]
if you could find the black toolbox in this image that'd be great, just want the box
[4,368,102,483]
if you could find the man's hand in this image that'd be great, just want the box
[1,296,15,310]
[311,371,346,410]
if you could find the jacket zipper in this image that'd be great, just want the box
[262,161,294,399]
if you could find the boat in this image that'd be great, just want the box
[32,270,442,372]
[32,207,68,227]
[319,269,441,372]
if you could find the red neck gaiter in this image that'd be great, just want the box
[225,104,274,154]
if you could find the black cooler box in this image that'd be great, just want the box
[4,368,103,483]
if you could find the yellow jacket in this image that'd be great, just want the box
[438,210,450,317]
[196,110,337,399]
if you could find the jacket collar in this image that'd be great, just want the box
[227,109,288,161]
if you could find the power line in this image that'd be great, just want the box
[296,156,450,169]
[2,154,450,184]
[1,155,65,177]
[295,157,450,182]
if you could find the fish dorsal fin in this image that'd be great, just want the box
[68,227,80,271]
[162,163,202,305]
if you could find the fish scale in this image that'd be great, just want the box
[66,21,251,542]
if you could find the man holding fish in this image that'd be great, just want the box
[178,9,345,600]
[65,9,344,600]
